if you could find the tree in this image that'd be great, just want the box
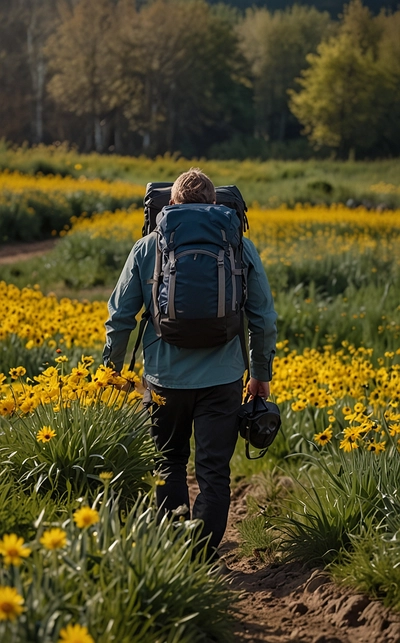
[375,10,400,155]
[237,5,332,142]
[206,1,396,15]
[289,33,383,157]
[289,0,400,157]
[45,0,115,152]
[108,0,250,156]
[24,0,59,143]
[0,0,33,143]
[339,0,383,57]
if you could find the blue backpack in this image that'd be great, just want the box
[128,184,249,367]
[152,203,246,348]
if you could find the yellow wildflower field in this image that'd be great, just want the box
[68,203,400,267]
[0,281,107,350]
[0,170,145,201]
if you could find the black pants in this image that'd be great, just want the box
[145,378,243,555]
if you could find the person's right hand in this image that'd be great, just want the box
[246,377,270,399]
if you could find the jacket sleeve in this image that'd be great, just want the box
[243,238,277,381]
[102,244,144,372]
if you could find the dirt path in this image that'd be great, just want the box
[0,239,56,264]
[219,484,400,643]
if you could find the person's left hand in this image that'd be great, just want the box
[246,377,270,399]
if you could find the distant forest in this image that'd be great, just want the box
[207,0,398,16]
[1,0,399,160]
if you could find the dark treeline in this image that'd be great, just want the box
[207,0,396,17]
[0,0,399,159]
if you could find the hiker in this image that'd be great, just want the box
[103,168,277,560]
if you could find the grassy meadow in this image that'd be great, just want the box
[0,148,399,637]
[1,143,400,234]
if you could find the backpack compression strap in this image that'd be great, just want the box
[128,232,162,372]
[151,233,163,337]
[128,309,151,371]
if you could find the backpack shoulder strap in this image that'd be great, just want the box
[128,308,151,371]
[239,310,250,385]
[128,231,161,370]
[151,231,163,336]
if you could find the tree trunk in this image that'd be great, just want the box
[114,110,123,154]
[34,54,46,143]
[348,147,356,161]
[277,111,287,142]
[27,14,46,143]
[143,131,151,151]
[94,116,103,152]
[166,82,176,152]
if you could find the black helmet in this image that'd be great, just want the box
[237,396,281,460]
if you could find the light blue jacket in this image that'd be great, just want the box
[103,233,277,389]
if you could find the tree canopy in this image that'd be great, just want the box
[0,0,399,159]
[206,0,397,17]
[289,0,399,157]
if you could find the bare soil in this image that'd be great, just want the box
[0,239,56,264]
[219,483,400,643]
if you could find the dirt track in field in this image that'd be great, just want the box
[0,239,56,264]
[220,482,400,643]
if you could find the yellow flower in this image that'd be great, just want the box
[73,507,99,529]
[389,423,400,436]
[120,368,140,385]
[344,411,358,421]
[40,528,67,550]
[151,390,166,406]
[0,397,15,416]
[343,426,363,440]
[58,623,95,643]
[80,355,95,367]
[291,400,306,412]
[0,586,24,621]
[354,402,365,413]
[55,355,69,363]
[37,426,57,443]
[9,366,26,380]
[366,440,386,454]
[99,471,113,481]
[20,398,37,414]
[339,436,359,452]
[0,534,31,566]
[313,428,333,446]
[69,367,89,381]
[92,366,114,388]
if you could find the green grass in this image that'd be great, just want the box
[331,532,400,611]
[1,143,400,208]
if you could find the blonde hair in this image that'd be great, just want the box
[171,167,216,204]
